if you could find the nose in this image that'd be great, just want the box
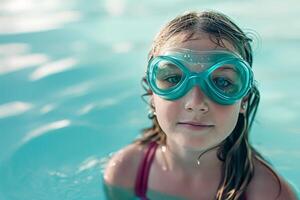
[183,86,209,113]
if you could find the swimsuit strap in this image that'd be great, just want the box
[243,193,247,200]
[134,141,248,200]
[134,141,158,200]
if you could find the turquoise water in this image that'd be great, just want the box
[0,0,299,199]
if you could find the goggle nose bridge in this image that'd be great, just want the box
[186,73,206,91]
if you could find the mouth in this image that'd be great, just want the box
[177,121,215,130]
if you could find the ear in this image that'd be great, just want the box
[239,96,249,114]
[150,95,155,108]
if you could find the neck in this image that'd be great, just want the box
[159,139,223,173]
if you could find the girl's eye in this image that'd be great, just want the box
[213,77,233,89]
[165,75,181,84]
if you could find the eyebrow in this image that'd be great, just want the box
[217,66,237,72]
[157,65,181,75]
[159,63,178,69]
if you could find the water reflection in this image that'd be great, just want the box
[77,90,136,115]
[0,0,81,34]
[0,43,48,75]
[0,101,33,119]
[22,119,71,143]
[0,126,109,200]
[29,57,78,81]
[40,103,57,114]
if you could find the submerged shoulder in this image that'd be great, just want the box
[103,142,146,188]
[246,158,298,200]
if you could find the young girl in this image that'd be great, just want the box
[103,11,298,200]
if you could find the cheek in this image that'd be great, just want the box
[214,103,241,134]
[153,95,181,131]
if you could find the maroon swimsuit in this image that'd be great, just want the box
[134,142,247,200]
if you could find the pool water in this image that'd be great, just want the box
[0,0,299,199]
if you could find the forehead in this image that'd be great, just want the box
[159,32,236,55]
[161,49,239,72]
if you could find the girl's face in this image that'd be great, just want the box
[152,33,245,150]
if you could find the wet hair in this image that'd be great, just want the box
[135,10,281,200]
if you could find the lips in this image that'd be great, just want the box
[178,121,214,127]
[177,121,214,130]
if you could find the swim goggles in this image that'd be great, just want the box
[146,48,254,105]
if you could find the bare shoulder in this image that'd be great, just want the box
[246,158,298,200]
[103,142,146,188]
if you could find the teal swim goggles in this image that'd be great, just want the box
[146,48,254,105]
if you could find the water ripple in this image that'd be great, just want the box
[22,119,71,143]
[0,101,33,119]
